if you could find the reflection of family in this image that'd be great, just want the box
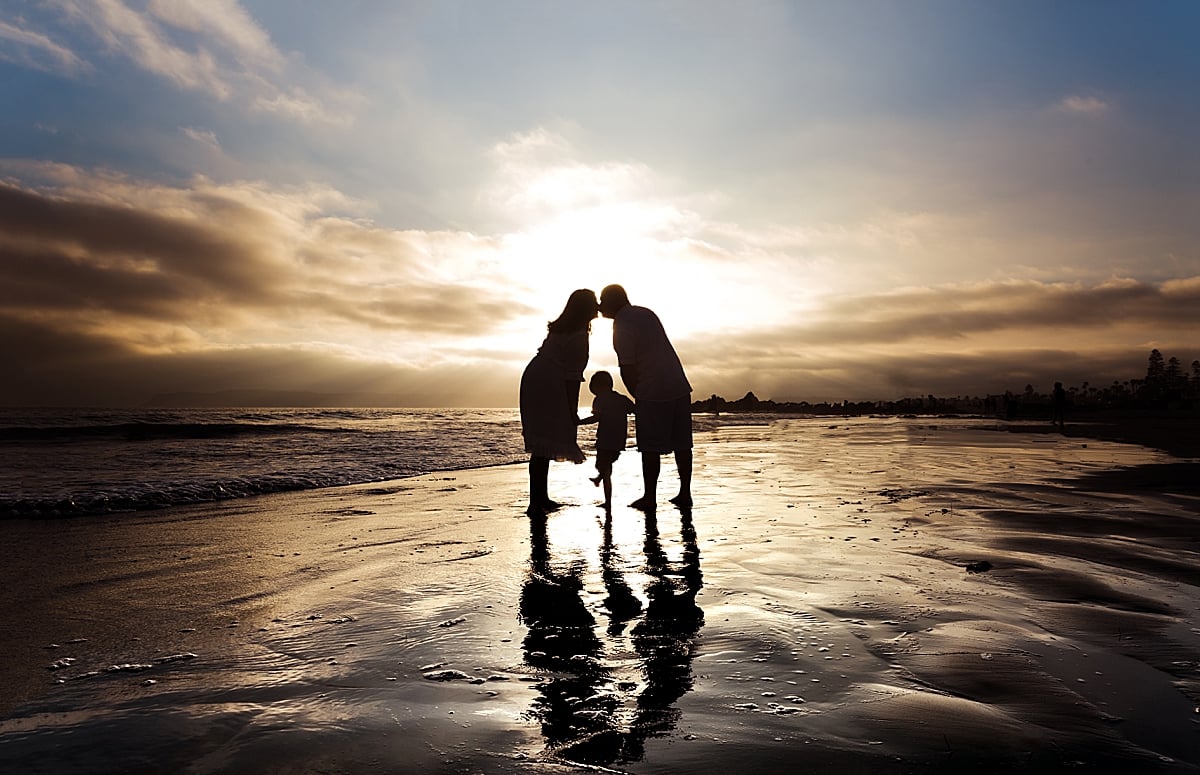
[519,284,693,515]
[520,503,703,765]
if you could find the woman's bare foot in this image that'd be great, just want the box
[629,496,655,512]
[669,493,692,509]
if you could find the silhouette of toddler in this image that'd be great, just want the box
[578,371,635,511]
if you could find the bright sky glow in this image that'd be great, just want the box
[1,1,1197,406]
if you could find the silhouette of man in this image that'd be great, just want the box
[598,284,693,511]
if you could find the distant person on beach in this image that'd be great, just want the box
[598,284,693,511]
[1051,381,1067,430]
[520,289,599,515]
[578,370,635,511]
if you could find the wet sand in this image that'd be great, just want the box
[2,417,1199,774]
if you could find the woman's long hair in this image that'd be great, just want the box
[548,289,598,334]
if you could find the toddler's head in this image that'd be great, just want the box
[588,370,614,396]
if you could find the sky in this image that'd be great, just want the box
[1,0,1198,407]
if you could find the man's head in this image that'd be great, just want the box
[599,284,629,319]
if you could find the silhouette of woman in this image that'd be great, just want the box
[520,289,598,514]
[519,514,617,760]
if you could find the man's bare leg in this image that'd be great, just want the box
[669,448,693,508]
[630,452,659,511]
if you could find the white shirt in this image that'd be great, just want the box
[612,305,691,401]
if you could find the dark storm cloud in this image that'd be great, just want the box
[0,313,516,407]
[674,277,1198,401]
[0,181,280,316]
[0,179,524,335]
[0,174,536,405]
[753,279,1200,348]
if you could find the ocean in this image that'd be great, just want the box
[0,408,531,518]
[2,408,1034,520]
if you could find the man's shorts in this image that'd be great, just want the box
[634,395,693,455]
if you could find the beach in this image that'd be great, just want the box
[2,417,1199,773]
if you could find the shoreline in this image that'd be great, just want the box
[994,413,1200,461]
[8,411,1197,523]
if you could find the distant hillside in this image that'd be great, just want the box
[143,389,409,408]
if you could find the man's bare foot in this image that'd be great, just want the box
[629,496,655,512]
[590,476,601,487]
[669,493,693,509]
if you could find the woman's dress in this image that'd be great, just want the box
[520,328,588,463]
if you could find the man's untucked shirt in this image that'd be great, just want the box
[613,305,692,401]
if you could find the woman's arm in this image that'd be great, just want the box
[566,380,582,423]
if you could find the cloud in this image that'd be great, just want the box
[40,0,345,122]
[56,0,234,96]
[181,126,220,151]
[0,18,90,74]
[0,163,548,405]
[145,0,283,71]
[1057,94,1110,115]
[2,144,1196,407]
[0,164,530,359]
[476,128,773,333]
[0,314,516,407]
[672,277,1199,401]
[672,278,1198,362]
[486,128,663,219]
[801,278,1200,345]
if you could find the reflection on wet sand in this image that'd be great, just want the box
[520,509,703,766]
